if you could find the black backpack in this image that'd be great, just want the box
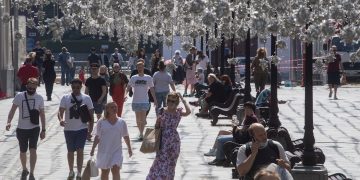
[71,94,91,123]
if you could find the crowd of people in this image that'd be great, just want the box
[6,41,345,180]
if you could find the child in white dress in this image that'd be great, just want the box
[90,102,132,180]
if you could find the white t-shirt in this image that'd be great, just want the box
[60,93,94,131]
[236,140,290,166]
[129,74,154,103]
[12,92,44,129]
[196,55,209,70]
[153,71,173,93]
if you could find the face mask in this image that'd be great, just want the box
[27,89,36,95]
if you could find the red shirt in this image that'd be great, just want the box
[17,64,39,85]
[327,53,341,73]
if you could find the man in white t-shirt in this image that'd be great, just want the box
[6,78,46,180]
[127,61,158,141]
[58,78,94,179]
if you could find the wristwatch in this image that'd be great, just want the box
[42,129,46,132]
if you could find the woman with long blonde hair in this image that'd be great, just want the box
[90,102,132,180]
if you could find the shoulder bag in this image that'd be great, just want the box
[24,92,39,125]
[71,93,91,123]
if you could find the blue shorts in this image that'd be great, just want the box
[64,129,88,152]
[132,103,150,112]
[93,102,105,114]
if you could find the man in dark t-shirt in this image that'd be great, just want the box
[85,63,107,120]
[87,47,101,65]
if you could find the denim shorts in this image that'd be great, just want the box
[64,129,88,152]
[93,102,105,114]
[132,103,150,112]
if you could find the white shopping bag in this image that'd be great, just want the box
[89,156,99,177]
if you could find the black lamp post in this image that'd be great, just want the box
[244,0,252,102]
[268,35,281,128]
[302,41,317,166]
[220,34,225,75]
[244,28,252,102]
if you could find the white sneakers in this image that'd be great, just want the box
[204,148,217,156]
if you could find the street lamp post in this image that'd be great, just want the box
[244,28,251,102]
[302,41,317,166]
[220,34,225,75]
[292,37,328,180]
[268,34,281,128]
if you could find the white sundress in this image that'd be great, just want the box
[95,118,129,169]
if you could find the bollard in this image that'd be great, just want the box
[291,164,328,180]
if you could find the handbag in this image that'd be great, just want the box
[140,127,162,153]
[24,92,39,125]
[71,93,91,123]
[82,156,98,180]
[89,156,98,177]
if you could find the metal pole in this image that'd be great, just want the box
[200,36,204,52]
[244,28,251,102]
[302,40,317,166]
[220,34,225,75]
[13,0,19,90]
[205,30,209,57]
[269,34,281,128]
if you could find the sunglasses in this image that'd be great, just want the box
[167,99,178,104]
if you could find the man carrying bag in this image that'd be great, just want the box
[58,78,94,179]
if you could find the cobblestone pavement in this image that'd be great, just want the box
[0,83,359,179]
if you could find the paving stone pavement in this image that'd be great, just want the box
[0,83,359,180]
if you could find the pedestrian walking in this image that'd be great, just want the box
[17,52,39,92]
[251,48,269,97]
[184,46,197,96]
[99,48,110,68]
[153,61,176,111]
[58,47,71,86]
[85,63,107,121]
[129,59,154,116]
[79,66,86,84]
[137,48,148,68]
[195,50,210,83]
[109,63,129,117]
[127,61,158,141]
[327,45,344,100]
[32,41,45,85]
[90,102,133,180]
[68,56,76,83]
[127,51,137,71]
[42,49,56,101]
[110,48,124,68]
[172,50,185,84]
[146,92,191,180]
[99,65,110,104]
[6,78,46,180]
[88,47,101,65]
[151,49,162,75]
[58,78,94,179]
